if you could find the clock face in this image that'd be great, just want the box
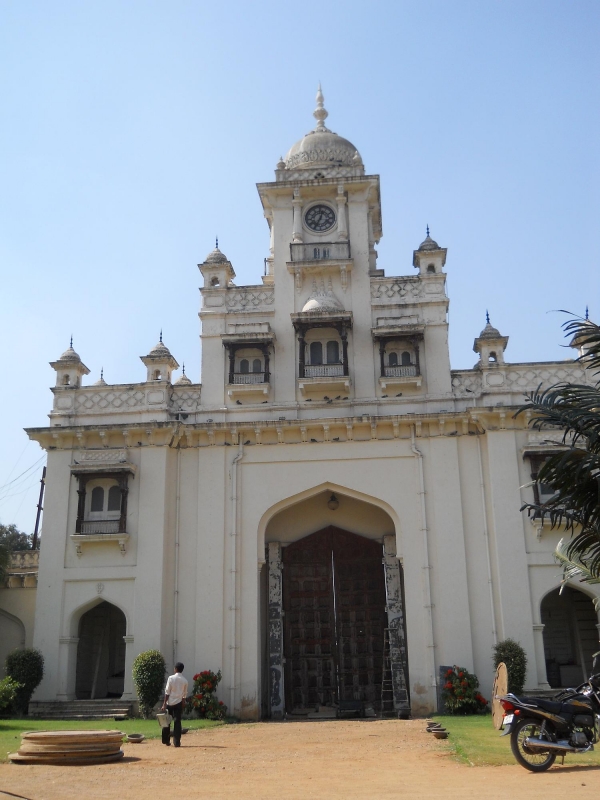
[305,204,336,233]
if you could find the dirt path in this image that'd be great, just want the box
[1,719,599,799]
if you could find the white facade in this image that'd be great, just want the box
[20,89,599,718]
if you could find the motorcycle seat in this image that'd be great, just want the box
[524,697,592,716]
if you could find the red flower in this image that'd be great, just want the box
[458,671,464,677]
[446,669,452,676]
[219,701,224,706]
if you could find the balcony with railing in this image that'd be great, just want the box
[383,365,418,378]
[303,364,344,378]
[289,242,351,262]
[232,372,266,385]
[79,519,122,535]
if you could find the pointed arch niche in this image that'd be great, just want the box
[260,487,409,720]
[541,586,600,688]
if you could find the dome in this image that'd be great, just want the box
[58,344,82,363]
[204,242,229,264]
[302,278,344,312]
[175,372,192,386]
[417,231,440,252]
[478,322,502,340]
[149,340,172,357]
[283,86,362,171]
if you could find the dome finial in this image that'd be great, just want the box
[70,335,73,348]
[486,310,490,324]
[182,363,186,376]
[100,367,104,380]
[586,305,589,320]
[159,329,163,343]
[216,235,218,249]
[426,224,430,238]
[313,83,329,131]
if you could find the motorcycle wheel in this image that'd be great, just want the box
[510,718,556,772]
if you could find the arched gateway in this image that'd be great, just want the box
[266,525,410,718]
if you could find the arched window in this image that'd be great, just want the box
[252,358,262,373]
[326,340,339,364]
[153,370,161,381]
[427,264,435,273]
[401,351,412,366]
[63,374,71,385]
[210,275,220,286]
[240,359,249,374]
[91,487,104,512]
[489,351,497,363]
[310,342,323,365]
[388,352,398,367]
[107,486,121,512]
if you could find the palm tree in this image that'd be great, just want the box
[518,316,600,582]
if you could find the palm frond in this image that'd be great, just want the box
[555,538,600,610]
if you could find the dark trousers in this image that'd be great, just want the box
[161,701,183,745]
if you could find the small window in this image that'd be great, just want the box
[310,342,323,365]
[153,370,161,380]
[322,248,330,259]
[388,352,398,367]
[210,276,220,287]
[107,485,121,512]
[326,341,339,364]
[240,359,249,374]
[313,248,320,259]
[91,487,104,512]
[401,351,412,366]
[252,358,262,373]
[489,352,497,363]
[63,374,70,385]
[427,264,435,273]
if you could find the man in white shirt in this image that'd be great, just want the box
[161,662,188,747]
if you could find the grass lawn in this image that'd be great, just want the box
[0,718,223,762]
[432,714,600,767]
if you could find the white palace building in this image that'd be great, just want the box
[3,88,599,718]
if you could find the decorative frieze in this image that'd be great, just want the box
[370,277,423,303]
[224,287,275,311]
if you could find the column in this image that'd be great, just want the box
[292,189,303,243]
[336,185,348,241]
[341,325,349,376]
[267,542,285,719]
[57,637,79,701]
[298,331,306,378]
[383,535,411,716]
[532,624,551,689]
[122,635,135,700]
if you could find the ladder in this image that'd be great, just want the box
[380,628,394,716]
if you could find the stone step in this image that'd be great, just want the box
[29,700,134,720]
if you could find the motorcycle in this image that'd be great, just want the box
[499,653,600,772]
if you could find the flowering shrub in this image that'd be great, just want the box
[441,666,488,715]
[188,670,227,720]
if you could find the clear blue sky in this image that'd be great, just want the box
[1,0,598,533]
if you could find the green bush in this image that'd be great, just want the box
[132,650,166,718]
[441,666,488,715]
[493,638,527,694]
[0,676,22,715]
[5,648,44,715]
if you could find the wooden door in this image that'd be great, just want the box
[282,527,387,712]
[333,530,387,707]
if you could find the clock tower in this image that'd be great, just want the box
[255,86,383,403]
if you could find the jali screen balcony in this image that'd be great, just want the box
[289,242,351,262]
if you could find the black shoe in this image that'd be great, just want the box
[174,742,180,747]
